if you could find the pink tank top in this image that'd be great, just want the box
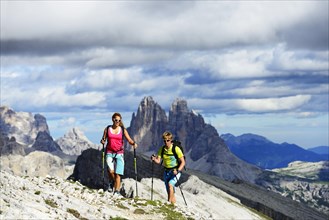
[106,126,124,154]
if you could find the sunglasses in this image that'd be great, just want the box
[114,119,121,123]
[164,139,172,143]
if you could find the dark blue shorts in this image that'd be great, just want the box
[163,170,181,192]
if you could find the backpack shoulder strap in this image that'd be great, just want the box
[172,145,179,161]
[105,125,111,140]
[120,126,125,144]
[160,145,165,165]
[161,145,165,158]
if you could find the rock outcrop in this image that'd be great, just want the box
[69,148,110,189]
[127,96,168,153]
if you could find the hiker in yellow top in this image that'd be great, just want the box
[151,131,185,204]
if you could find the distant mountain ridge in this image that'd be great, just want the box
[307,146,329,155]
[221,133,328,169]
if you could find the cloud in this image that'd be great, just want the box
[235,95,312,112]
[2,1,327,54]
[85,48,174,68]
[2,86,106,111]
[1,1,327,117]
[58,117,76,127]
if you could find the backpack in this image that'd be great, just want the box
[161,140,186,171]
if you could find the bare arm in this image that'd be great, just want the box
[100,127,107,144]
[151,155,161,164]
[177,156,185,172]
[123,128,138,148]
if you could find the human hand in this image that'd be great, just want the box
[173,169,181,176]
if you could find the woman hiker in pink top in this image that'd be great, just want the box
[101,112,138,196]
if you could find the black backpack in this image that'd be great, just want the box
[161,140,186,171]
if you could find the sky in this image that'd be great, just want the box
[1,1,328,149]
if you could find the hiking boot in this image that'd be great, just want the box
[107,182,114,193]
[113,190,123,198]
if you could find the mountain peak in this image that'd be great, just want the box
[171,98,188,113]
[55,128,98,155]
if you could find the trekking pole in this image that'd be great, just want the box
[134,148,138,197]
[102,143,105,191]
[175,175,187,206]
[151,160,154,200]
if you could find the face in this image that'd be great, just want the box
[163,138,172,147]
[113,117,121,125]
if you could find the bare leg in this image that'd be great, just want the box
[108,169,115,182]
[114,174,121,191]
[168,184,176,204]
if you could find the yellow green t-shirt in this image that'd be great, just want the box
[157,144,184,169]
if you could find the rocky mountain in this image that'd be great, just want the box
[221,133,327,169]
[31,131,62,153]
[256,161,329,215]
[272,161,329,181]
[0,106,49,147]
[55,127,99,155]
[127,96,262,183]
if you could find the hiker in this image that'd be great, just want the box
[100,112,138,196]
[151,131,185,204]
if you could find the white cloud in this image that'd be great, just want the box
[235,95,312,112]
[2,86,106,110]
[69,68,144,91]
[58,117,76,127]
[272,45,329,71]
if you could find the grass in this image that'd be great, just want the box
[44,198,58,208]
[157,203,186,220]
[116,203,129,210]
[66,208,80,218]
[133,208,146,214]
[34,191,41,195]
